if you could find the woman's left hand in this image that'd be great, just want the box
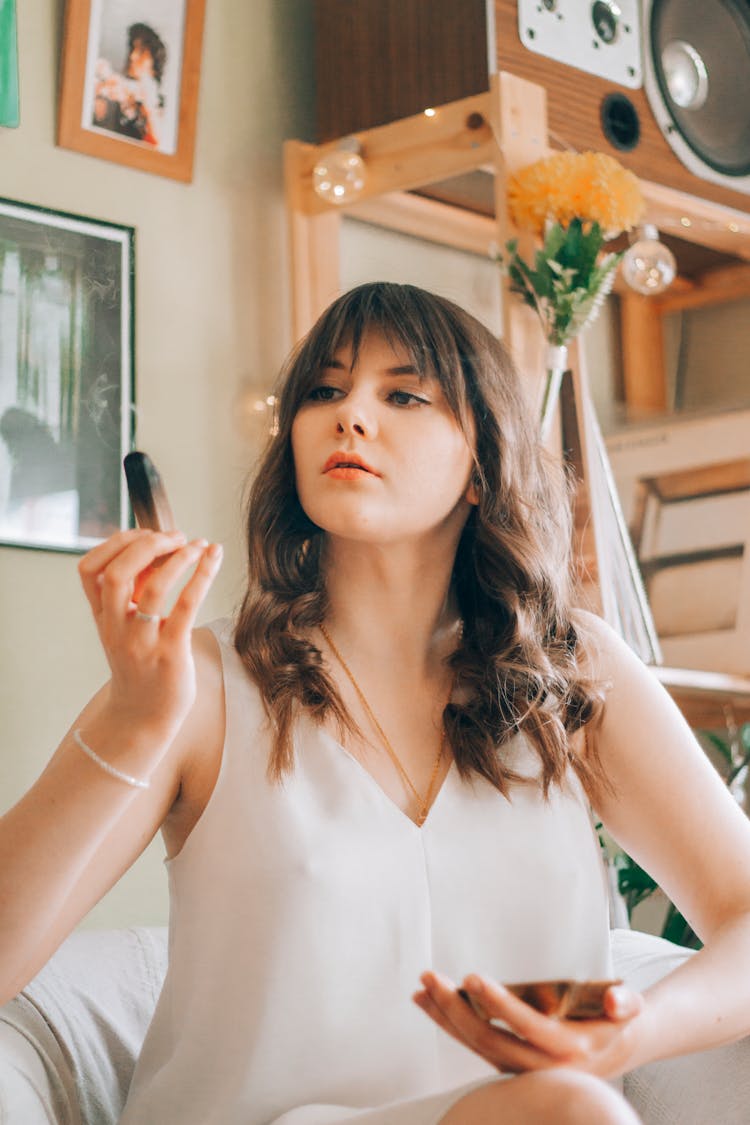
[413,971,644,1079]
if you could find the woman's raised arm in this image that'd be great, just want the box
[0,528,223,1004]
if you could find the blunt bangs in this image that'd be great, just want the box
[276,283,486,439]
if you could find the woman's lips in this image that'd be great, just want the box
[325,465,373,480]
[323,452,379,476]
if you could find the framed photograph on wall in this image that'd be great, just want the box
[57,0,206,182]
[0,198,134,553]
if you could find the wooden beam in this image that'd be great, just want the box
[488,72,548,384]
[654,262,750,315]
[640,180,750,262]
[655,666,750,729]
[619,292,668,415]
[347,190,497,256]
[284,140,342,341]
[291,91,497,217]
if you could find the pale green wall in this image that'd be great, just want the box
[0,0,314,929]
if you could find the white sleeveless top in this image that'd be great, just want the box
[121,620,612,1125]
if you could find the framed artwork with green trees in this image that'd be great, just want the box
[0,198,134,552]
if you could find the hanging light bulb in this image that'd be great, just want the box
[621,224,677,295]
[312,137,367,206]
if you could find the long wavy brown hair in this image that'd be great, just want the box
[235,282,607,798]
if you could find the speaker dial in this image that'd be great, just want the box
[592,2,621,46]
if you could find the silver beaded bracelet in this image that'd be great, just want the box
[72,728,151,791]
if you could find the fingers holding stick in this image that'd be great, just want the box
[162,542,224,640]
[78,529,186,620]
[132,539,224,640]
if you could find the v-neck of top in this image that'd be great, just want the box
[316,725,455,831]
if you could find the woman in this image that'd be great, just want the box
[2,282,750,1124]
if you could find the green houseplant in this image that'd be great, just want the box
[604,722,750,948]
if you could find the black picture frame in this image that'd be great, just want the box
[0,197,135,553]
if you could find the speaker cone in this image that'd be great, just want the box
[644,0,750,192]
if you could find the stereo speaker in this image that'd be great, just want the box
[643,0,750,196]
[314,1,750,213]
[495,0,750,212]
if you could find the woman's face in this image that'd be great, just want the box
[290,331,477,548]
[127,41,154,79]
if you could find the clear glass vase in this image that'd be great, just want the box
[540,343,568,441]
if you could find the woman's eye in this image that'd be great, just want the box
[308,385,341,402]
[389,390,428,407]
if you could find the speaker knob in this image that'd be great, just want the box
[592,1,621,46]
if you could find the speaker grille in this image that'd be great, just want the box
[648,0,750,179]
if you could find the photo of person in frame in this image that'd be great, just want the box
[92,22,167,147]
[84,0,185,156]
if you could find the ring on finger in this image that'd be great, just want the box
[134,608,161,624]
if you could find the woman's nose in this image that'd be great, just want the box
[334,394,376,439]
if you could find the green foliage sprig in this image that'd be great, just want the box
[498,218,622,348]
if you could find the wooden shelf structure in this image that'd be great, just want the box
[284,70,750,730]
[655,667,750,731]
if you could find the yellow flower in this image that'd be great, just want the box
[508,151,644,238]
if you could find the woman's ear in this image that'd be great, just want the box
[465,472,480,506]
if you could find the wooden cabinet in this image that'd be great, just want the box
[314,0,489,141]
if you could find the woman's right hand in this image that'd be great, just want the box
[77,529,223,738]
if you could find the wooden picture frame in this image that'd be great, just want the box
[0,197,134,553]
[57,0,206,183]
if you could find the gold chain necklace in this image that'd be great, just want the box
[319,623,450,827]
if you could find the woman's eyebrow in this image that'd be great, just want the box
[322,358,424,377]
[386,364,422,376]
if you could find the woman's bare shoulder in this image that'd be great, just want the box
[161,624,227,857]
[569,607,637,682]
[192,622,225,680]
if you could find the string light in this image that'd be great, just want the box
[312,137,367,205]
[621,223,677,295]
[236,385,278,438]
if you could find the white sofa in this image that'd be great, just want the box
[1,926,749,1124]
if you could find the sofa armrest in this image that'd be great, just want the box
[0,995,80,1125]
[0,927,167,1125]
[614,927,750,1125]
